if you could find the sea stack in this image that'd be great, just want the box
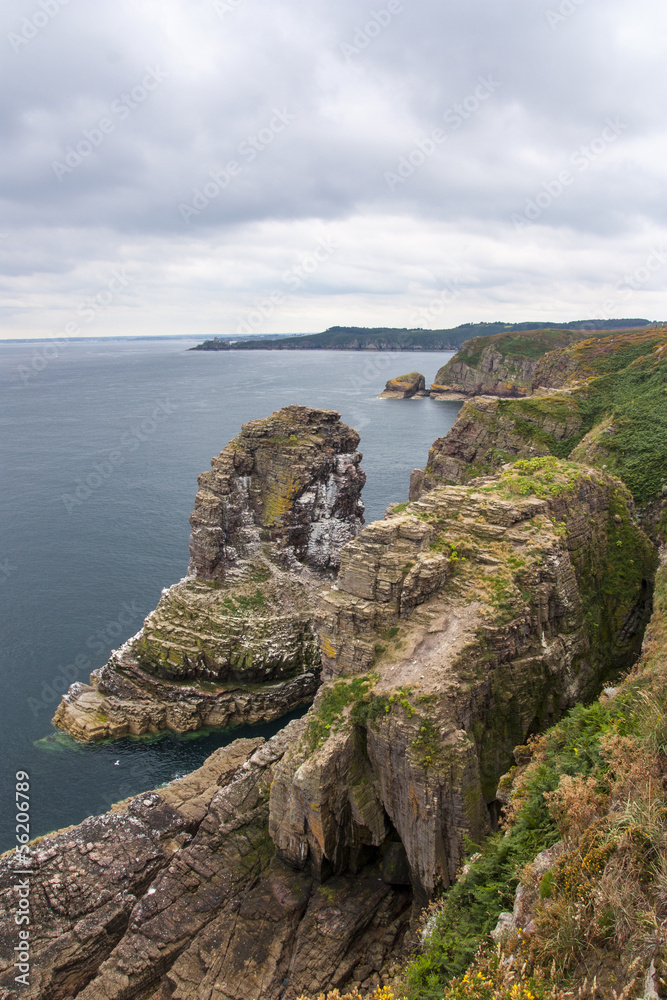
[378,372,428,398]
[53,405,365,742]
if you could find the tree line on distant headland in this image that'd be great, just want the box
[190,319,653,353]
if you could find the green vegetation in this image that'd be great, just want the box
[446,329,667,505]
[455,328,598,370]
[191,320,646,354]
[403,563,667,999]
[220,588,266,613]
[410,717,447,768]
[494,456,583,499]
[306,674,377,749]
[574,340,667,503]
[496,395,582,458]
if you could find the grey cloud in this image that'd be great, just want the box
[1,0,666,335]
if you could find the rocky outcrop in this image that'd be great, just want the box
[427,327,657,399]
[430,354,535,398]
[415,327,667,507]
[189,404,365,579]
[0,723,412,1000]
[11,455,656,998]
[53,406,365,742]
[428,329,587,398]
[378,373,428,399]
[409,393,583,498]
[269,459,656,899]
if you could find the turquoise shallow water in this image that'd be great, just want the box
[0,339,461,850]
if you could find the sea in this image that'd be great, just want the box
[0,338,461,852]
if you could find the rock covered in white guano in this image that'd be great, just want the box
[53,406,366,743]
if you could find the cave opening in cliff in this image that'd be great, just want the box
[487,798,503,832]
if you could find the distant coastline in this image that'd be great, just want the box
[190,319,653,353]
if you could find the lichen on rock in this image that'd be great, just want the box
[189,403,365,578]
[378,373,428,398]
[269,457,655,900]
[53,405,366,743]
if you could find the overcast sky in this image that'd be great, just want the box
[2,0,666,339]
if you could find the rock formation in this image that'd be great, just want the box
[378,372,428,399]
[188,404,365,579]
[12,450,655,1000]
[53,406,365,742]
[12,361,664,999]
[0,724,411,1000]
[409,393,583,497]
[429,327,607,399]
[415,327,667,508]
[270,459,655,900]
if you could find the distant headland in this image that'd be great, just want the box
[190,319,653,353]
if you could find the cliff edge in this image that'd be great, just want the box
[7,453,655,1000]
[413,326,667,510]
[428,328,594,398]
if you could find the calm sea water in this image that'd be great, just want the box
[0,339,460,851]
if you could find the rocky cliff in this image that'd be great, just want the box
[429,328,592,398]
[11,450,656,1000]
[188,404,364,579]
[415,327,667,508]
[378,373,427,399]
[270,459,655,903]
[53,405,365,742]
[0,724,412,1000]
[401,548,667,1000]
[410,393,583,497]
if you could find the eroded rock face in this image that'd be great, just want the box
[13,454,657,999]
[378,373,427,399]
[269,460,656,898]
[0,724,412,1000]
[189,404,365,578]
[430,350,538,398]
[409,394,583,498]
[53,406,365,743]
[429,328,593,399]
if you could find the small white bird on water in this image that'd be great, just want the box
[113,760,120,766]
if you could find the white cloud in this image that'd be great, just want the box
[1,0,666,338]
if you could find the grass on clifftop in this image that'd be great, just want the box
[305,674,377,750]
[453,329,611,371]
[574,341,667,504]
[448,329,667,506]
[399,559,667,1000]
[530,329,667,504]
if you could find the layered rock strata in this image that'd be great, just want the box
[428,328,597,398]
[54,406,365,742]
[8,457,656,998]
[410,393,583,497]
[0,724,412,1000]
[270,459,656,899]
[378,372,428,398]
[430,345,540,398]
